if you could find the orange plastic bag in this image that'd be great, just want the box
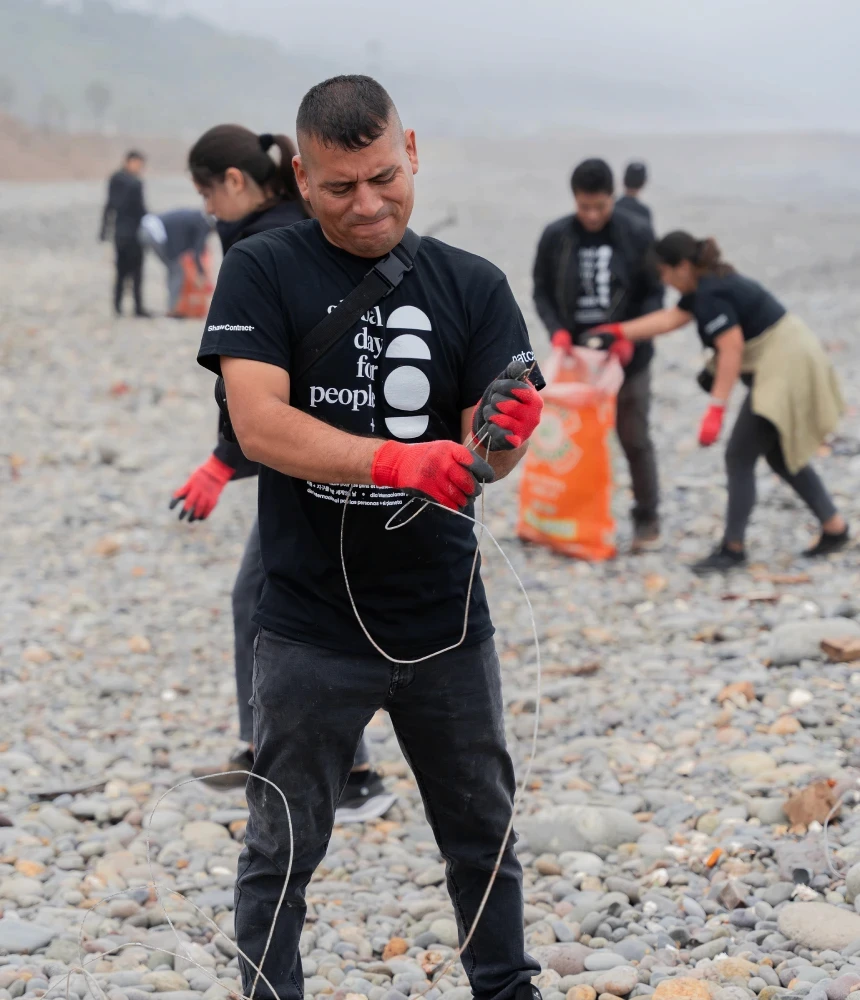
[173,250,214,319]
[517,347,623,561]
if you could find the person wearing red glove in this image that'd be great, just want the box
[698,399,725,447]
[197,76,546,1000]
[605,229,847,574]
[170,454,235,522]
[534,157,664,552]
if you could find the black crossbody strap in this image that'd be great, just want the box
[214,228,421,441]
[293,227,421,382]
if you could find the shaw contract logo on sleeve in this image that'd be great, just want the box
[207,323,256,332]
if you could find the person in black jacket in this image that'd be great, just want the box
[100,150,149,317]
[615,161,653,229]
[173,124,396,822]
[532,158,664,551]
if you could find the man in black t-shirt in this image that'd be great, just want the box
[198,75,544,1000]
[532,158,664,551]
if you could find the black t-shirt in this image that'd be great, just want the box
[572,220,621,333]
[198,219,544,659]
[678,273,786,348]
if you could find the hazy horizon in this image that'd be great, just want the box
[114,0,860,133]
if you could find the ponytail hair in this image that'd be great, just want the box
[654,230,735,277]
[188,124,306,211]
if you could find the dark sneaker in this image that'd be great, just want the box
[630,520,661,554]
[134,308,153,318]
[692,544,747,576]
[804,525,850,558]
[335,769,397,824]
[192,746,254,789]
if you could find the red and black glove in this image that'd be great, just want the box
[371,439,495,512]
[698,401,725,447]
[169,454,235,522]
[581,323,634,367]
[471,362,543,451]
[551,329,573,351]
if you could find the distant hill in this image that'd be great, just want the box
[0,112,187,181]
[0,0,331,136]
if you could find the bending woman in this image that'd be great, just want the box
[593,231,848,574]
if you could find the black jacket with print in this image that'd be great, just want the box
[532,209,663,379]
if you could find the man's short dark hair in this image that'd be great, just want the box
[624,161,648,190]
[125,149,145,162]
[296,75,398,152]
[570,158,614,196]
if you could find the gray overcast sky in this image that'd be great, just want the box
[125,0,859,131]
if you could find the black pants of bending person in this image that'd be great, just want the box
[231,519,370,771]
[235,629,539,1000]
[114,240,144,315]
[616,365,660,527]
[724,392,838,545]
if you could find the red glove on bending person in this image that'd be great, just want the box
[170,454,235,522]
[471,363,543,451]
[582,323,635,367]
[551,329,573,351]
[698,402,725,447]
[371,440,494,512]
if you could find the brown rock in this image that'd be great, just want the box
[653,979,711,1000]
[531,943,593,976]
[717,878,748,910]
[821,636,860,662]
[14,860,46,877]
[382,937,408,961]
[95,536,121,557]
[717,681,756,704]
[128,635,151,654]
[535,855,563,876]
[783,779,840,827]
[22,646,52,664]
[769,715,801,735]
[566,988,596,1000]
[713,958,758,981]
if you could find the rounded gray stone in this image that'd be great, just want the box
[778,903,860,952]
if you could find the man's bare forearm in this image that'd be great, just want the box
[485,443,528,480]
[235,395,381,483]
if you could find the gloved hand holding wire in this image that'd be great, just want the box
[581,322,634,366]
[170,454,235,522]
[371,440,494,512]
[471,362,543,451]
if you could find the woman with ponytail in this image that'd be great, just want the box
[587,230,847,573]
[173,125,392,820]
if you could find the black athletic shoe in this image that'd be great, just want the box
[192,745,254,789]
[692,544,747,576]
[804,526,850,558]
[335,769,397,824]
[134,308,153,318]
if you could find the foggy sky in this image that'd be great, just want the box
[124,0,859,131]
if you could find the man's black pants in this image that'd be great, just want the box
[616,365,659,527]
[114,240,144,315]
[235,629,538,1000]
